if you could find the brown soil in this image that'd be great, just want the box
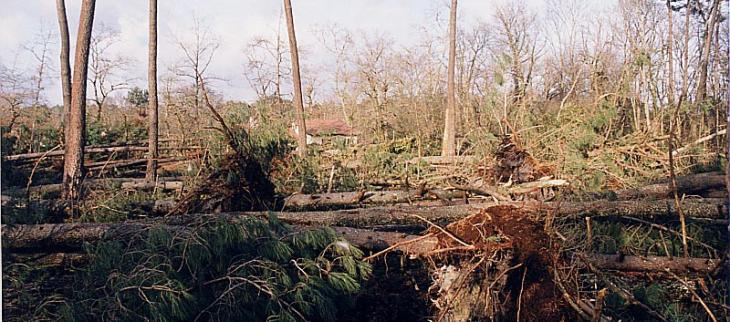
[431,205,575,321]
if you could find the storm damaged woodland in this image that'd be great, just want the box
[1,0,728,321]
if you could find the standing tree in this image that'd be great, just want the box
[695,0,721,102]
[88,24,130,121]
[146,0,159,183]
[441,0,458,157]
[172,18,219,134]
[55,0,72,140]
[283,0,308,157]
[24,26,54,107]
[62,0,96,203]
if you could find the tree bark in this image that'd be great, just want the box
[283,0,308,157]
[586,254,720,274]
[145,0,159,183]
[55,0,72,142]
[665,0,675,107]
[2,223,719,275]
[62,0,96,204]
[612,174,726,199]
[267,199,727,228]
[696,0,721,102]
[441,0,458,157]
[283,189,467,209]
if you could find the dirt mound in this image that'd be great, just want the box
[427,205,574,321]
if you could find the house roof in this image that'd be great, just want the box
[302,119,357,136]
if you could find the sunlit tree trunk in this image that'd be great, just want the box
[63,0,96,203]
[441,0,458,157]
[55,0,72,142]
[284,0,307,157]
[146,0,159,182]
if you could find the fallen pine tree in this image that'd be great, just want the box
[3,204,724,321]
[284,174,717,210]
[265,198,728,228]
[2,220,719,275]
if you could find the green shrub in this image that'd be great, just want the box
[58,215,371,322]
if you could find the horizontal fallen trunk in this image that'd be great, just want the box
[1,221,437,255]
[268,199,727,228]
[407,155,477,165]
[3,222,717,274]
[4,145,203,162]
[285,179,570,210]
[613,174,725,200]
[5,177,184,197]
[86,156,187,170]
[283,189,467,209]
[586,254,720,274]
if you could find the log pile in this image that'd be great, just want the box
[2,169,725,321]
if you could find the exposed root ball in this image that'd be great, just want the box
[426,205,574,321]
[168,154,275,215]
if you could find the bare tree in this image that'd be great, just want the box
[695,0,721,102]
[493,2,538,105]
[88,24,130,121]
[56,0,72,140]
[315,24,355,123]
[23,25,55,107]
[353,33,394,140]
[63,0,96,203]
[0,64,32,132]
[244,18,290,109]
[441,0,458,156]
[283,0,307,157]
[145,0,158,182]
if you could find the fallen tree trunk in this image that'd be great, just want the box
[613,174,725,200]
[6,177,185,197]
[85,156,187,170]
[586,254,720,274]
[4,145,203,162]
[283,189,467,209]
[1,221,437,255]
[407,155,477,165]
[268,199,727,228]
[4,222,717,274]
[285,179,570,209]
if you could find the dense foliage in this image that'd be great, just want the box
[57,215,371,321]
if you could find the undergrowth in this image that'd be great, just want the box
[47,215,371,321]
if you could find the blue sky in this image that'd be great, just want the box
[0,0,615,105]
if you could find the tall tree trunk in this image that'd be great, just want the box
[145,0,159,183]
[696,0,720,102]
[666,0,675,108]
[62,0,96,203]
[283,0,307,157]
[441,0,458,157]
[680,0,690,102]
[55,0,72,142]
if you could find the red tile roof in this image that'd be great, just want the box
[303,119,356,136]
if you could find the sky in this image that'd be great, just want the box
[0,0,615,106]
